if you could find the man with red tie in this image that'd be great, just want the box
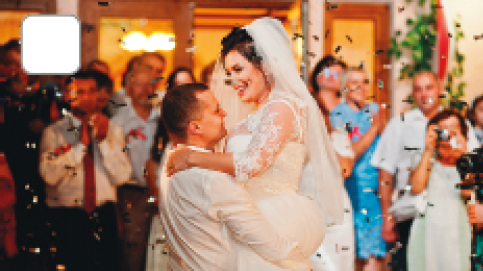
[39,70,132,271]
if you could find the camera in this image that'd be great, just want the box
[435,128,450,141]
[456,147,483,181]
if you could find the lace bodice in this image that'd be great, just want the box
[225,93,308,198]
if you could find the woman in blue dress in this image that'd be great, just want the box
[329,67,387,271]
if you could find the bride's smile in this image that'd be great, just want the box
[224,50,270,106]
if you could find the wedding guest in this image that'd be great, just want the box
[39,70,131,271]
[468,95,483,145]
[140,52,166,91]
[465,186,483,270]
[407,109,471,270]
[111,65,160,271]
[331,67,387,271]
[86,59,110,76]
[139,52,166,108]
[310,85,355,270]
[0,152,18,271]
[370,71,480,270]
[88,70,114,118]
[166,67,195,90]
[1,64,51,263]
[311,55,347,111]
[109,55,142,117]
[121,56,142,94]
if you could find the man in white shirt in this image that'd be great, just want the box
[370,71,479,270]
[39,70,132,271]
[158,83,308,270]
[112,65,161,271]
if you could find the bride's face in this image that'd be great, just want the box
[224,50,269,104]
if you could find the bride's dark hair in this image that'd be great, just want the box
[221,26,261,66]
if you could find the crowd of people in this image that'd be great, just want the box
[1,15,483,271]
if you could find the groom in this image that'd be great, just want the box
[158,83,309,270]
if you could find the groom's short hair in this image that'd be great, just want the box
[161,83,209,140]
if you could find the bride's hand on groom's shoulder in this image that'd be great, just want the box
[166,145,193,177]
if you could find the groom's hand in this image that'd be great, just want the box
[166,145,192,177]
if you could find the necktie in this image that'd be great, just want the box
[83,143,96,214]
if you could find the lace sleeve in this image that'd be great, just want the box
[233,97,306,181]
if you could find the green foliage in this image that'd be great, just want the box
[388,0,437,80]
[444,19,467,111]
[388,0,467,112]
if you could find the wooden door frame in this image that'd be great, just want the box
[324,3,391,110]
[0,0,56,13]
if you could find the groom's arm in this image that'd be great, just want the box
[204,172,308,269]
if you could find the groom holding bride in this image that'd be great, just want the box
[159,17,345,270]
[158,83,309,270]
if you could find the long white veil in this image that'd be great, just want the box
[211,17,344,225]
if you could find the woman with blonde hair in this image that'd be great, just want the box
[330,67,387,271]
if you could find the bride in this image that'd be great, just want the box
[166,17,345,269]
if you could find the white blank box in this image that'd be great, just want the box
[21,15,81,75]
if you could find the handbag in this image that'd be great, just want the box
[389,189,428,222]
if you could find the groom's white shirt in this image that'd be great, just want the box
[158,145,304,271]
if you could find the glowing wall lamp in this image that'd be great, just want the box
[120,31,176,52]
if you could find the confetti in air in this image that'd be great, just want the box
[404,147,421,151]
[306,51,317,58]
[186,46,197,53]
[151,76,164,84]
[148,94,158,99]
[82,23,95,33]
[252,56,263,63]
[378,79,384,90]
[334,46,342,54]
[346,35,353,43]
[293,33,304,40]
[109,100,127,107]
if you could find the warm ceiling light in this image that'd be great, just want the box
[146,32,176,51]
[120,31,147,52]
[120,31,176,52]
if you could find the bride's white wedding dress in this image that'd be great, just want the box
[225,92,326,270]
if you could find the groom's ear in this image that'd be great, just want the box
[187,121,202,136]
